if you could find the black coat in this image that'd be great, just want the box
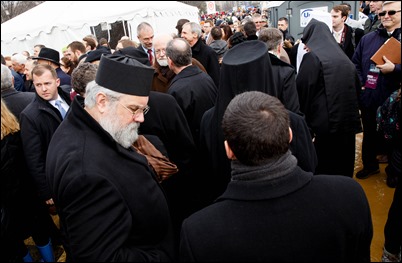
[339,24,364,60]
[168,66,217,148]
[19,88,71,201]
[201,108,317,200]
[199,41,316,202]
[46,97,175,261]
[1,132,38,261]
[268,53,301,115]
[1,87,35,118]
[191,37,220,88]
[297,19,362,177]
[180,167,373,262]
[56,67,71,86]
[297,19,361,136]
[140,91,196,177]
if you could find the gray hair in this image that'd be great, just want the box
[184,22,202,38]
[1,64,13,92]
[258,28,283,51]
[137,22,153,35]
[11,53,27,65]
[84,80,122,108]
[71,63,98,97]
[166,38,192,67]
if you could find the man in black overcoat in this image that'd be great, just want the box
[181,91,373,262]
[46,54,175,261]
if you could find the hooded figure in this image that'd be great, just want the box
[200,41,317,203]
[296,18,362,177]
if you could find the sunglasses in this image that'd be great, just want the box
[378,10,401,17]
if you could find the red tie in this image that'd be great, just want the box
[147,49,153,65]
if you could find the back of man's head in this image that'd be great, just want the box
[244,21,257,37]
[166,38,192,67]
[258,28,283,51]
[176,18,190,35]
[222,91,290,166]
[1,64,14,92]
[211,26,223,40]
[83,36,97,51]
[71,62,98,97]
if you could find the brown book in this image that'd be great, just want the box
[370,37,401,65]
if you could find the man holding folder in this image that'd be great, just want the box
[352,0,401,180]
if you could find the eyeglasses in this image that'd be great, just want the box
[155,49,166,55]
[378,10,401,16]
[119,102,150,118]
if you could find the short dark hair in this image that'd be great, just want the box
[340,2,351,11]
[176,18,190,35]
[222,91,290,165]
[332,5,349,18]
[83,36,97,50]
[211,26,223,40]
[67,41,86,54]
[244,21,257,37]
[34,44,46,49]
[278,17,289,24]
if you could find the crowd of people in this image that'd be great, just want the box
[1,1,401,262]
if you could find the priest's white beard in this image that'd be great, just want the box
[157,58,168,67]
[99,105,139,148]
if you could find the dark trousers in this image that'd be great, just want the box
[384,176,401,254]
[314,132,356,177]
[360,106,382,170]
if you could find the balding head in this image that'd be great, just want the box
[154,33,174,48]
[166,38,192,70]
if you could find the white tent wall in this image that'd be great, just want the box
[5,26,92,58]
[1,1,199,56]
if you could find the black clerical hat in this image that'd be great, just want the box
[85,47,111,63]
[96,54,154,96]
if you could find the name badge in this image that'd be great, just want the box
[365,64,380,89]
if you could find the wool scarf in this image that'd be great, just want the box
[231,150,297,182]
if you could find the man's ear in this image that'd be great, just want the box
[224,140,236,160]
[289,127,293,143]
[96,92,108,113]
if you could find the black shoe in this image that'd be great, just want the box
[356,168,380,179]
[385,166,398,188]
[386,176,398,188]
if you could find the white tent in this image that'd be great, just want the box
[1,1,199,56]
[260,1,285,9]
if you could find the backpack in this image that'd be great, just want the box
[377,88,401,142]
